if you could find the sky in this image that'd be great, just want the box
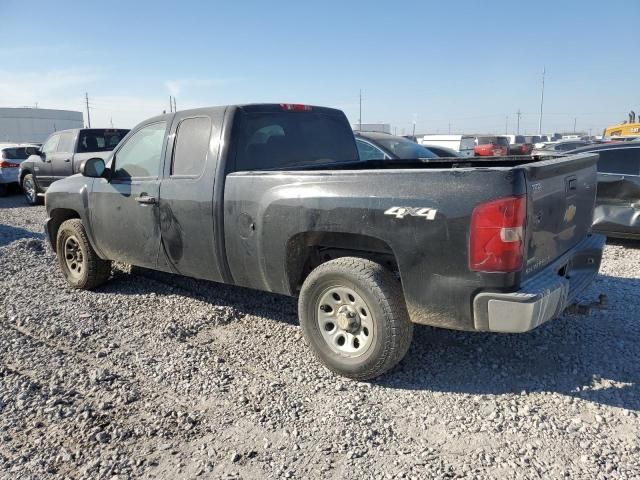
[1,0,638,135]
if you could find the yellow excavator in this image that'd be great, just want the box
[603,111,640,137]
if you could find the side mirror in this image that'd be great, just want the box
[80,157,106,178]
[25,146,42,156]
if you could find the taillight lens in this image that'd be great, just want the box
[280,103,312,112]
[0,160,20,168]
[469,195,526,272]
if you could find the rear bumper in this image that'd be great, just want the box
[0,168,19,184]
[473,234,606,333]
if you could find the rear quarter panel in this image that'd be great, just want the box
[224,168,526,330]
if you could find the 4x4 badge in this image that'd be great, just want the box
[384,207,437,220]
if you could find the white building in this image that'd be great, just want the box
[0,108,84,143]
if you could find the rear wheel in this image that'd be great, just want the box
[56,219,111,289]
[298,257,413,380]
[22,174,42,205]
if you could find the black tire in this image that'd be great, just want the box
[56,219,111,289]
[298,257,413,380]
[22,174,43,205]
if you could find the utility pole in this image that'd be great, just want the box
[85,92,91,128]
[173,97,177,112]
[110,117,114,128]
[505,115,509,134]
[573,117,577,133]
[169,96,173,113]
[358,89,362,131]
[538,67,545,135]
[516,109,521,134]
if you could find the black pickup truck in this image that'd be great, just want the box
[19,128,129,205]
[44,104,605,379]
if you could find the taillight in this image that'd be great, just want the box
[0,160,20,168]
[469,195,526,272]
[280,103,312,112]
[520,145,527,153]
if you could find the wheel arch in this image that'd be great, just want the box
[47,208,81,253]
[285,231,399,295]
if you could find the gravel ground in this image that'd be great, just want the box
[1,193,639,479]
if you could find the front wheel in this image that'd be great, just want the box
[298,257,413,380]
[22,174,42,205]
[56,219,111,289]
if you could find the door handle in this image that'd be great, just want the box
[64,158,71,163]
[135,195,157,205]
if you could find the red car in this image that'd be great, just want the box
[474,136,509,156]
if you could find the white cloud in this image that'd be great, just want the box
[0,68,100,108]
[164,77,244,98]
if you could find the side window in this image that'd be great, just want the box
[41,135,60,155]
[356,140,385,161]
[598,150,640,175]
[113,122,166,179]
[56,132,75,154]
[171,117,212,176]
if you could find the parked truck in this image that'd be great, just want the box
[44,104,605,379]
[19,128,129,205]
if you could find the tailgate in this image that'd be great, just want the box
[522,153,599,277]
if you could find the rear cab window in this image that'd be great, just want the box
[232,105,358,171]
[78,129,129,153]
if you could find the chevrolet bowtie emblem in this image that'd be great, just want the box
[564,204,577,222]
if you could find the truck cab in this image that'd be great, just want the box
[19,128,128,204]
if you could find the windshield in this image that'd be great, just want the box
[496,137,509,147]
[77,129,129,153]
[373,137,437,159]
[1,147,30,160]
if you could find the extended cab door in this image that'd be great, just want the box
[157,110,225,281]
[89,121,168,268]
[50,130,76,182]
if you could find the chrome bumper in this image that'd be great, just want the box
[473,234,606,333]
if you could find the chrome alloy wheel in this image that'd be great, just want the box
[23,177,37,203]
[64,235,84,279]
[317,286,374,357]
